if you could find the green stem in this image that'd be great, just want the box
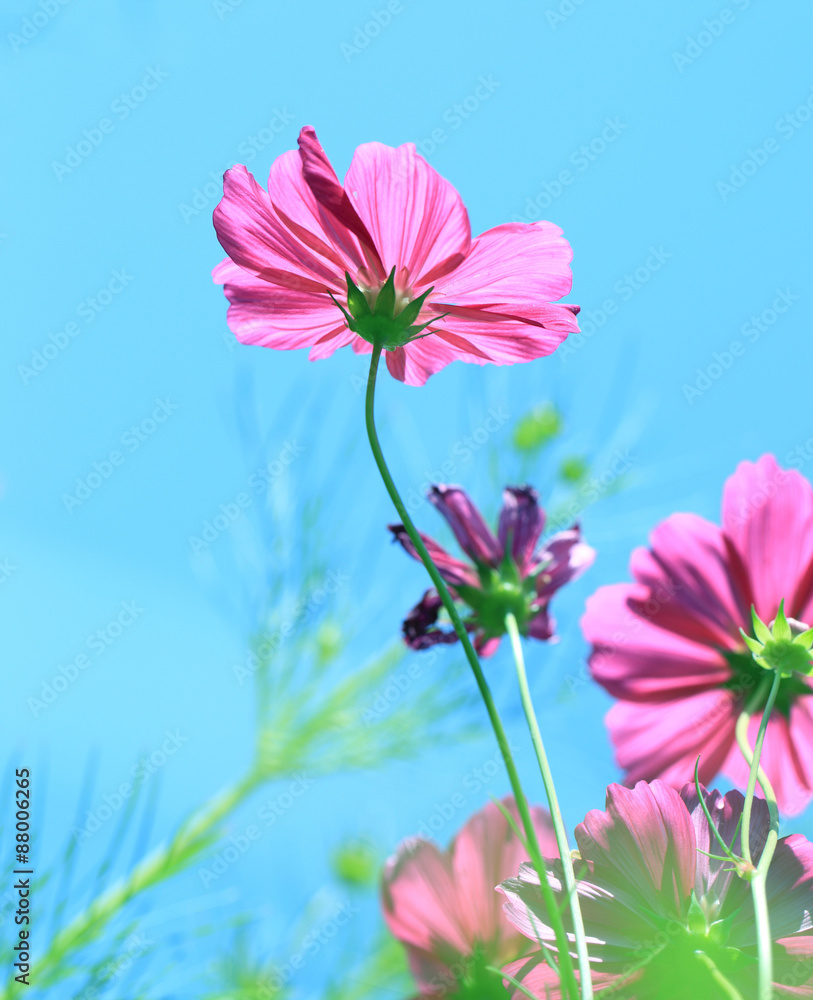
[505,612,593,1000]
[735,671,781,1000]
[364,344,580,999]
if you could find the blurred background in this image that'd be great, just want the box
[1,0,812,995]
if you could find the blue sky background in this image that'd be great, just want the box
[2,0,813,995]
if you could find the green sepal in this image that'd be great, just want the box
[345,272,371,319]
[772,599,792,642]
[395,285,434,328]
[751,606,772,644]
[374,267,397,318]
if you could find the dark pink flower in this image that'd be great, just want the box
[582,454,813,815]
[212,127,580,386]
[499,780,813,998]
[381,796,557,997]
[391,484,594,656]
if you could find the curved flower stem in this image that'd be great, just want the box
[505,611,594,1000]
[363,344,580,1000]
[735,670,781,1000]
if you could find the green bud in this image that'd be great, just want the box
[512,403,563,454]
[740,600,813,677]
[331,838,378,889]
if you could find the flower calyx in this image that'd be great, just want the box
[740,600,813,678]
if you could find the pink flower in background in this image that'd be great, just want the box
[499,780,813,999]
[582,454,813,815]
[391,484,594,656]
[213,126,580,386]
[382,796,557,997]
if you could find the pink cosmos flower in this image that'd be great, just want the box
[212,126,580,386]
[499,780,813,999]
[582,454,813,815]
[391,484,595,656]
[381,796,557,997]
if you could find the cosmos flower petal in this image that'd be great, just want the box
[722,454,813,622]
[584,583,732,701]
[535,526,596,600]
[343,140,471,283]
[498,486,545,573]
[400,590,460,651]
[388,525,479,588]
[428,485,502,566]
[607,692,740,790]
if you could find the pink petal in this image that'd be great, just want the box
[213,258,352,355]
[584,583,732,701]
[722,707,813,817]
[606,691,739,789]
[214,162,347,292]
[576,781,696,919]
[759,834,813,941]
[388,524,479,588]
[436,221,575,311]
[381,838,471,973]
[296,126,384,278]
[429,485,502,567]
[450,797,557,954]
[630,513,751,648]
[343,141,471,285]
[721,454,813,621]
[498,486,546,574]
[502,955,625,1000]
[535,527,595,600]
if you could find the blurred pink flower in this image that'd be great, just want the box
[391,484,594,656]
[213,126,580,386]
[582,454,813,815]
[500,780,813,998]
[382,796,557,997]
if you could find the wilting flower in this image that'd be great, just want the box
[212,126,580,386]
[391,484,594,656]
[499,780,813,998]
[582,454,813,815]
[382,796,557,997]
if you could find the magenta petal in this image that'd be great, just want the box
[576,780,695,919]
[401,590,459,651]
[296,126,383,276]
[722,454,813,622]
[630,512,751,648]
[343,140,471,285]
[534,526,595,599]
[606,691,739,789]
[388,525,479,588]
[584,583,732,702]
[429,486,502,567]
[498,486,545,574]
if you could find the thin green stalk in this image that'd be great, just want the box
[364,344,580,999]
[505,612,593,999]
[735,671,781,1000]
